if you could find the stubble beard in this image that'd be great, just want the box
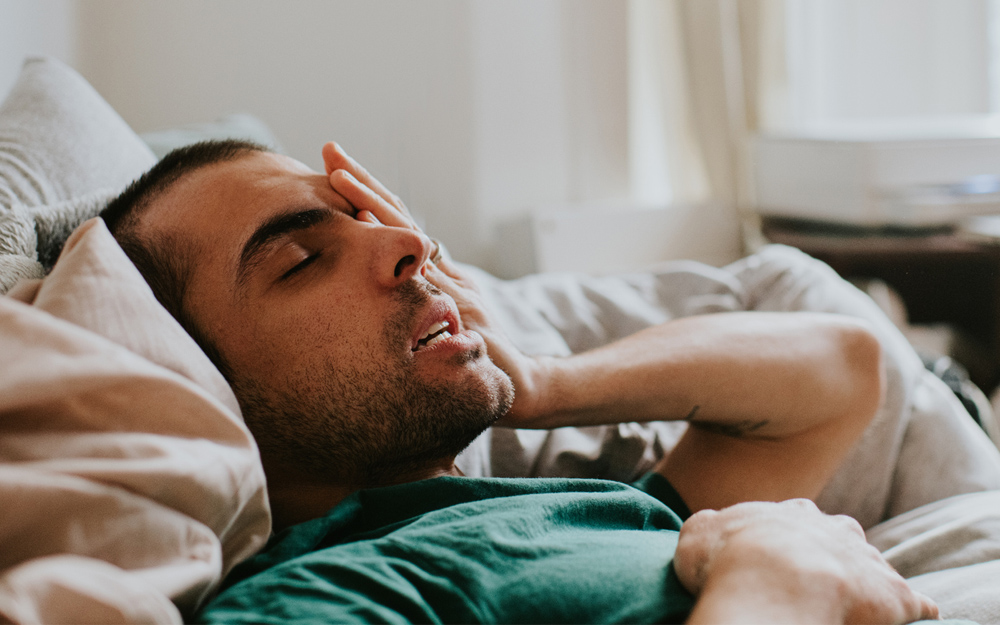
[235,281,514,488]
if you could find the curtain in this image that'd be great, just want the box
[629,0,788,247]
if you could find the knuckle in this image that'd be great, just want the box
[787,498,818,511]
[833,513,865,536]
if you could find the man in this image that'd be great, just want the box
[100,140,936,623]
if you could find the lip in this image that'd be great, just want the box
[410,298,461,353]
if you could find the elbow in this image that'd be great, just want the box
[837,319,885,426]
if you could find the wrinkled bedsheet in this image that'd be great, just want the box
[458,243,1000,622]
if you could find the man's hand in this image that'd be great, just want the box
[674,499,939,624]
[322,141,419,230]
[422,258,548,425]
[319,141,885,461]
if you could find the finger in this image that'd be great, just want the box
[330,169,417,231]
[914,591,940,621]
[831,513,867,539]
[424,262,465,300]
[356,210,382,225]
[321,141,412,217]
[425,244,474,283]
[674,509,721,593]
[321,141,345,176]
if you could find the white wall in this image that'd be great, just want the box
[74,0,485,262]
[1,0,738,275]
[469,1,631,270]
[67,0,640,272]
[0,0,77,99]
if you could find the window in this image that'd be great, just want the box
[781,0,997,132]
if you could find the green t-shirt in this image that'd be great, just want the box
[198,475,695,624]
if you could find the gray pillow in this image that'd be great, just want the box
[0,56,157,292]
[0,57,156,209]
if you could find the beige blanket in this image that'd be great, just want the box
[0,220,270,623]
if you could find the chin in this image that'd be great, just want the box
[480,364,516,421]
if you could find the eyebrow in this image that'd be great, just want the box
[235,207,332,291]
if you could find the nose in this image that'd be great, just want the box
[368,225,434,288]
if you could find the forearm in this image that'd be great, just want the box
[508,311,884,436]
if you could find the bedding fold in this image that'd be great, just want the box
[459,244,1000,529]
[0,221,271,623]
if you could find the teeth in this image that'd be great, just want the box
[413,321,452,351]
[419,321,449,342]
[424,330,452,348]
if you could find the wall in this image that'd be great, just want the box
[0,0,77,98]
[1,0,741,275]
[70,0,643,272]
[74,0,486,263]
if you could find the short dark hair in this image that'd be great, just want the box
[101,139,270,377]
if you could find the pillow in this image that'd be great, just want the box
[0,218,270,622]
[0,56,156,294]
[0,189,118,292]
[0,57,155,208]
[140,113,284,159]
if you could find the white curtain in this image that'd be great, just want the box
[629,0,788,239]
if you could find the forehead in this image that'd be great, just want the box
[136,151,344,308]
[143,151,331,246]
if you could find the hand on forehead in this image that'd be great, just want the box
[321,142,420,232]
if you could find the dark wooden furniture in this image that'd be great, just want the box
[761,217,1000,392]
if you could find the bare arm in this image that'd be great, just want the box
[325,147,884,508]
[425,257,885,510]
[675,500,939,624]
[322,153,885,504]
[496,310,883,435]
[424,257,884,438]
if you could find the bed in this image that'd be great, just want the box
[2,56,1000,623]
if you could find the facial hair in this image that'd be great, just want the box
[233,281,514,487]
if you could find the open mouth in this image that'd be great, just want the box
[413,320,452,352]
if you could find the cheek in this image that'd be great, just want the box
[240,297,401,377]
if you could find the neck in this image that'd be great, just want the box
[263,456,462,532]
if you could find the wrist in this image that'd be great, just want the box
[691,555,845,625]
[498,355,557,427]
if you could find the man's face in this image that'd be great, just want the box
[137,151,512,485]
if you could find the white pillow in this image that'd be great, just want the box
[140,113,284,159]
[0,57,154,207]
[0,57,156,293]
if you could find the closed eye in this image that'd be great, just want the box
[281,253,320,280]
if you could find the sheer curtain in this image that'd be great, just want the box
[629,0,787,246]
[633,0,995,210]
